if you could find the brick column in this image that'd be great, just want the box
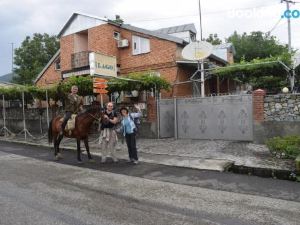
[252,89,266,122]
[147,96,157,122]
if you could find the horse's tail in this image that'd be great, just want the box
[48,119,53,144]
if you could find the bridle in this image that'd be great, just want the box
[87,112,101,122]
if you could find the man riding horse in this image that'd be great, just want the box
[60,85,83,135]
[49,85,102,162]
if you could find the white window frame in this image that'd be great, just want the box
[132,35,150,55]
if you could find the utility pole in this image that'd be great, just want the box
[281,0,295,91]
[198,0,205,97]
[198,0,203,41]
[281,0,296,52]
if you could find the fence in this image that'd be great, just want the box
[159,95,253,141]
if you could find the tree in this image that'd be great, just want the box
[227,31,289,62]
[205,33,222,45]
[13,33,59,84]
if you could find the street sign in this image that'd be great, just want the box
[93,88,108,94]
[93,78,108,94]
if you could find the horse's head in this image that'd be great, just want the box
[84,101,103,120]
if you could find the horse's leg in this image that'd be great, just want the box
[53,133,58,157]
[55,134,64,160]
[84,137,93,161]
[77,138,82,163]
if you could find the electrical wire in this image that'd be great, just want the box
[266,18,284,36]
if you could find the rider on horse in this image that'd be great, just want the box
[60,85,83,135]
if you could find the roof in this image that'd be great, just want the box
[0,81,20,87]
[154,24,197,35]
[59,13,186,45]
[108,21,186,45]
[177,53,228,66]
[34,50,60,84]
[58,12,108,37]
[213,43,236,55]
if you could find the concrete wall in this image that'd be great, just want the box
[0,107,158,138]
[0,108,62,134]
[254,121,300,144]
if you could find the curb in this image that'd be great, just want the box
[0,138,297,181]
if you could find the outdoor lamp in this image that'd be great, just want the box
[282,87,289,93]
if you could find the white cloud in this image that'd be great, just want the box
[0,0,299,75]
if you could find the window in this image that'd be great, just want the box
[54,58,61,70]
[113,32,120,40]
[132,35,150,55]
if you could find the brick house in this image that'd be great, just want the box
[34,13,236,98]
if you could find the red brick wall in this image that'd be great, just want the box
[147,96,156,122]
[173,66,193,97]
[118,28,178,73]
[36,61,61,87]
[60,34,74,72]
[252,89,266,122]
[88,24,119,58]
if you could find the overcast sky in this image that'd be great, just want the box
[0,0,299,76]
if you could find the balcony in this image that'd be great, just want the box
[71,51,90,69]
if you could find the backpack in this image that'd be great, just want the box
[129,114,140,134]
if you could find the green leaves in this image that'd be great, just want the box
[266,136,300,159]
[106,72,171,94]
[13,33,59,85]
[205,33,222,45]
[227,31,290,62]
[0,72,170,101]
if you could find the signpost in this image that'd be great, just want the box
[182,41,213,97]
[93,77,108,107]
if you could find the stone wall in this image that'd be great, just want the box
[253,90,300,144]
[264,94,300,121]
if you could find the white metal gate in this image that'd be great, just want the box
[159,95,253,141]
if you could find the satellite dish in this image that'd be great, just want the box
[292,53,300,69]
[182,41,213,61]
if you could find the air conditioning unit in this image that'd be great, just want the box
[117,39,129,48]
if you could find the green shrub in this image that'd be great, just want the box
[266,136,300,159]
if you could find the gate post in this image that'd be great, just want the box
[253,89,266,123]
[174,98,178,139]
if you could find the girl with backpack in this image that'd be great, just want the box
[119,105,142,164]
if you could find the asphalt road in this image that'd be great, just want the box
[0,141,300,225]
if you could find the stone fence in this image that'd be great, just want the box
[264,94,300,121]
[253,90,300,144]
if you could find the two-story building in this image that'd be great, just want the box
[34,13,236,98]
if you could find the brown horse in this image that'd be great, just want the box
[48,102,103,162]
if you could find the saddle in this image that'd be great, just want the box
[60,114,77,134]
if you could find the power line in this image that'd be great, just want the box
[266,18,283,36]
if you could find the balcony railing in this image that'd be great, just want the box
[71,51,90,69]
